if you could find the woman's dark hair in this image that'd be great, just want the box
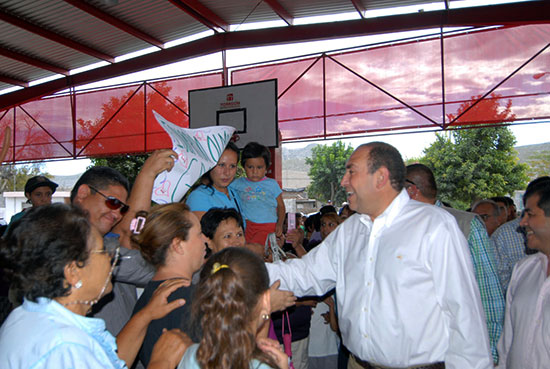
[241,141,271,168]
[200,207,244,240]
[192,247,278,369]
[0,203,91,302]
[131,203,194,267]
[200,141,240,188]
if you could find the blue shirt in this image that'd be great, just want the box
[186,184,246,228]
[230,177,282,223]
[0,298,126,369]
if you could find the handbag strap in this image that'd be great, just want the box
[282,311,292,338]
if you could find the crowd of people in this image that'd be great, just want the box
[0,140,548,369]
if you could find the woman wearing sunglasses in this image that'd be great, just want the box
[0,204,191,369]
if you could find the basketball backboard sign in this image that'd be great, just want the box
[189,79,278,148]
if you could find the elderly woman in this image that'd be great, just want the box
[131,203,207,367]
[185,142,245,228]
[0,203,190,369]
[200,207,246,253]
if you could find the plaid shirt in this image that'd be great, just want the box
[490,217,527,294]
[437,201,505,364]
[468,216,505,364]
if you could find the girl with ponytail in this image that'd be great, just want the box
[178,247,288,369]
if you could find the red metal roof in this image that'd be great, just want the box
[1,0,548,109]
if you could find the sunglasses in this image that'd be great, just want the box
[88,185,129,215]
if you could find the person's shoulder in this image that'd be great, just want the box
[251,358,276,369]
[230,177,248,190]
[514,252,542,271]
[1,305,95,349]
[264,177,282,189]
[493,217,521,237]
[177,343,200,369]
[186,185,212,206]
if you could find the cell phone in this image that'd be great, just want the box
[287,212,296,231]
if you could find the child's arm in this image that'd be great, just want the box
[275,194,286,237]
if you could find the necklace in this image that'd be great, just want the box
[63,247,120,307]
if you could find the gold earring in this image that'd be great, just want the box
[261,313,270,320]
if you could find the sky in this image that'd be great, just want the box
[10,0,544,176]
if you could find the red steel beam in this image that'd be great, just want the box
[1,0,548,111]
[0,74,28,87]
[264,0,294,25]
[168,0,229,32]
[349,0,366,18]
[0,46,70,76]
[63,0,165,49]
[0,8,115,62]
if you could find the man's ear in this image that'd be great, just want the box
[375,167,390,190]
[74,184,92,204]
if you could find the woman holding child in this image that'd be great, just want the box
[186,142,245,227]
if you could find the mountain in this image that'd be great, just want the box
[515,142,550,163]
[281,141,550,190]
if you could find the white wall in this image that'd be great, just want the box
[2,191,71,222]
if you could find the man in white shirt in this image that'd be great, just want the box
[266,142,492,369]
[497,178,550,368]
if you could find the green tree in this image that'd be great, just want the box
[90,154,148,188]
[86,81,189,186]
[421,94,529,209]
[306,141,354,205]
[525,150,550,180]
[0,164,48,192]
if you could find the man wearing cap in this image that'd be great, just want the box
[7,175,58,227]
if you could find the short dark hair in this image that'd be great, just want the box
[305,212,322,232]
[0,204,91,302]
[132,203,194,267]
[70,166,130,203]
[241,142,271,168]
[523,179,550,217]
[320,205,337,215]
[406,163,437,199]
[362,142,405,192]
[472,199,500,216]
[200,208,244,240]
[523,176,550,206]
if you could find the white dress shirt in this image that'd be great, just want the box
[267,190,492,369]
[497,252,550,369]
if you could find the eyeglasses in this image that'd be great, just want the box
[405,179,416,190]
[478,214,492,221]
[89,185,129,215]
[91,246,120,266]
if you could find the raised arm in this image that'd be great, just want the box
[113,149,177,248]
